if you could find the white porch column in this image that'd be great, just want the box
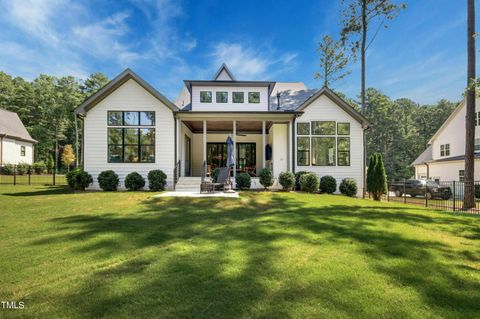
[288,120,293,171]
[262,120,266,169]
[203,120,207,165]
[176,118,181,166]
[233,120,236,181]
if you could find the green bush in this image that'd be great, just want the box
[16,163,30,175]
[32,161,47,174]
[295,171,308,190]
[339,178,358,197]
[148,169,167,191]
[98,170,119,191]
[299,173,319,193]
[259,168,273,190]
[320,175,337,194]
[279,171,295,191]
[475,184,480,199]
[66,169,93,191]
[211,168,220,182]
[1,164,14,175]
[367,153,387,201]
[235,173,251,190]
[125,172,145,191]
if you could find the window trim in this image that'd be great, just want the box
[312,121,336,135]
[20,146,26,157]
[297,122,310,135]
[200,91,212,103]
[296,136,310,166]
[459,169,465,182]
[248,92,260,103]
[337,122,350,135]
[337,137,350,166]
[440,143,450,157]
[311,136,336,166]
[216,91,228,103]
[232,92,244,103]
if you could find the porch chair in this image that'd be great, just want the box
[200,167,231,193]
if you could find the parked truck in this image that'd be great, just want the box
[389,179,452,200]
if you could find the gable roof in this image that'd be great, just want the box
[411,145,433,166]
[74,68,178,115]
[0,109,37,143]
[296,86,371,127]
[212,63,236,81]
[427,99,465,144]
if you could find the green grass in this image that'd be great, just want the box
[0,185,479,318]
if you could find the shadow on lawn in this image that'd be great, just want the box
[1,185,70,196]
[32,193,480,317]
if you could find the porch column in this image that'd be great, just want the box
[176,118,181,166]
[203,120,207,165]
[288,120,293,171]
[262,120,266,169]
[233,120,237,181]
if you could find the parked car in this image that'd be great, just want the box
[389,179,452,200]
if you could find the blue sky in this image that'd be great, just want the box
[0,0,475,104]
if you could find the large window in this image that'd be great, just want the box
[233,92,244,103]
[107,111,155,163]
[248,92,260,103]
[440,144,450,157]
[200,91,212,103]
[216,91,228,103]
[297,121,351,166]
[207,143,256,168]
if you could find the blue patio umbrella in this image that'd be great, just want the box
[226,136,234,167]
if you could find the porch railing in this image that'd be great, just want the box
[173,160,181,190]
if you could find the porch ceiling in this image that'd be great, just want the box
[184,120,274,133]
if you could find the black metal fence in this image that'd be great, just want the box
[0,164,67,186]
[369,180,480,214]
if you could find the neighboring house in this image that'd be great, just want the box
[412,98,480,182]
[74,64,370,192]
[0,109,36,165]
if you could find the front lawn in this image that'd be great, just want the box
[0,185,479,318]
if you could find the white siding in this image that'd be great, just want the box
[425,160,480,181]
[270,124,288,177]
[295,94,365,195]
[191,86,269,112]
[1,137,34,165]
[83,79,175,190]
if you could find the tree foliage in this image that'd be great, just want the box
[367,153,387,201]
[315,35,351,87]
[61,144,76,170]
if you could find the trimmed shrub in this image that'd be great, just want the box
[320,175,337,194]
[279,171,295,191]
[300,173,319,193]
[339,178,358,197]
[367,153,387,201]
[148,169,167,191]
[1,164,14,175]
[295,171,308,190]
[259,168,273,190]
[125,172,145,191]
[211,168,220,182]
[236,173,251,190]
[66,169,93,191]
[16,163,30,175]
[98,170,119,191]
[32,161,46,174]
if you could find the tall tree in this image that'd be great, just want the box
[81,73,110,97]
[61,144,76,171]
[340,0,405,114]
[464,0,476,209]
[315,35,351,87]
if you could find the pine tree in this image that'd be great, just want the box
[370,153,388,201]
[366,153,377,193]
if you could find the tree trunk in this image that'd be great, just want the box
[464,0,476,209]
[361,0,367,114]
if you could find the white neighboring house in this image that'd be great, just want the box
[412,98,480,182]
[0,109,36,165]
[74,65,370,193]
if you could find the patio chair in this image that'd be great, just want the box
[200,167,231,193]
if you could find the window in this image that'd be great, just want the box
[475,138,480,151]
[216,91,228,103]
[440,144,450,157]
[296,121,351,166]
[337,123,350,135]
[107,111,155,163]
[459,170,465,182]
[297,137,310,166]
[20,146,25,156]
[206,143,256,169]
[297,123,310,135]
[200,91,212,103]
[233,92,244,103]
[476,112,480,126]
[312,121,335,135]
[237,143,256,168]
[248,92,260,103]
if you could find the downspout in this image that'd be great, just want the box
[173,113,177,190]
[425,162,430,179]
[292,115,297,174]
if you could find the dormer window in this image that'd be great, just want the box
[248,92,260,103]
[233,92,244,103]
[200,91,212,103]
[216,92,228,103]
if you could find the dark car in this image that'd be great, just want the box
[389,179,452,200]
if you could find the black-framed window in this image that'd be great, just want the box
[20,146,25,156]
[440,144,450,157]
[216,92,228,103]
[107,111,155,163]
[237,143,256,168]
[337,123,350,135]
[312,137,335,166]
[459,170,465,182]
[207,142,256,168]
[312,121,335,135]
[297,123,310,135]
[233,92,244,103]
[200,91,212,103]
[337,137,350,166]
[297,137,310,166]
[248,92,260,103]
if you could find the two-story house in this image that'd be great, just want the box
[74,64,370,193]
[412,98,480,182]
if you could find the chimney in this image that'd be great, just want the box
[276,92,281,110]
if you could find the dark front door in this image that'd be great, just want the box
[185,135,191,176]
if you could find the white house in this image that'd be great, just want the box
[412,98,480,182]
[74,65,370,193]
[0,109,36,165]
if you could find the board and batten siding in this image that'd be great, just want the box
[83,79,175,190]
[295,94,364,194]
[191,86,269,112]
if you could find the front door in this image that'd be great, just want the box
[184,135,191,176]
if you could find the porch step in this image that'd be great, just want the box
[174,177,204,192]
